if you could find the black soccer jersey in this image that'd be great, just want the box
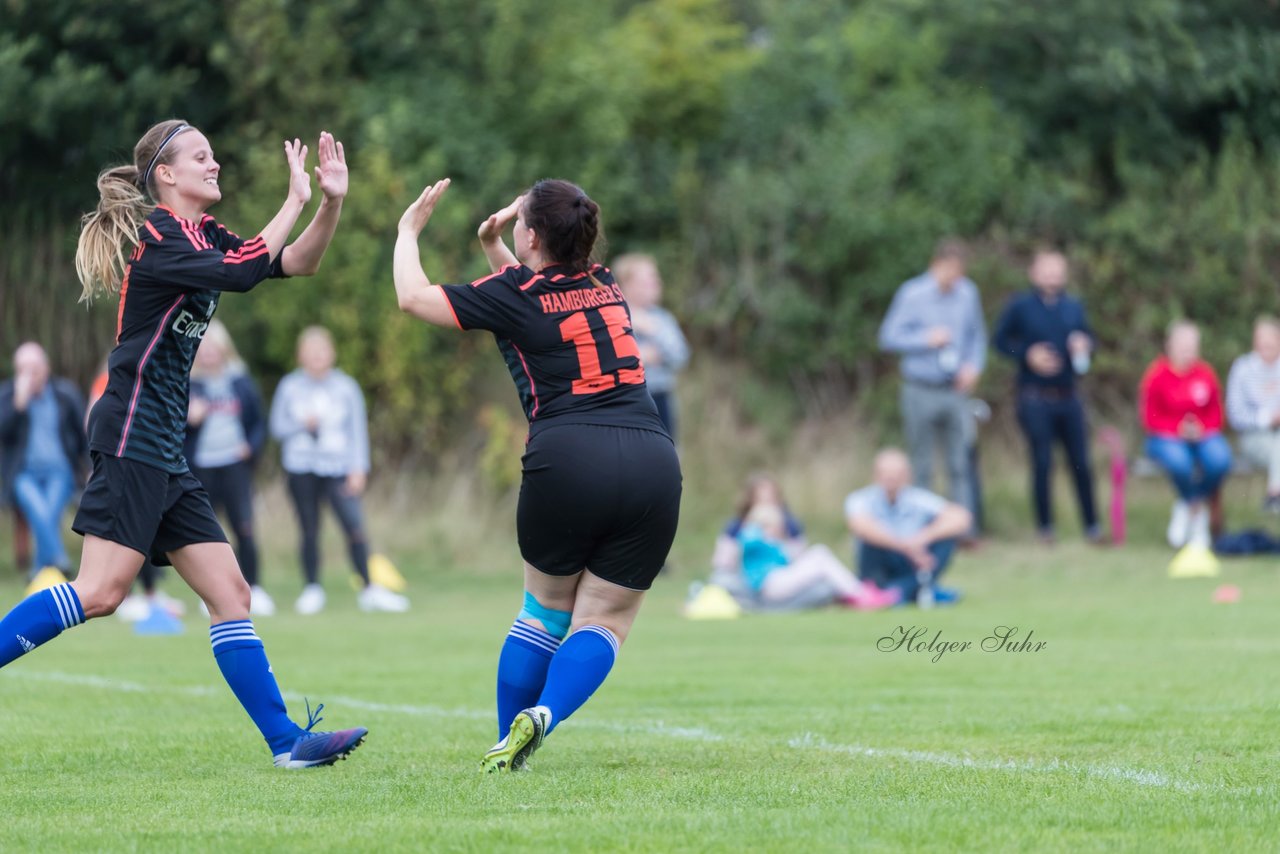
[440,264,666,436]
[88,205,284,473]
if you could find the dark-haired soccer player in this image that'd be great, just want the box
[394,179,683,772]
[0,120,366,768]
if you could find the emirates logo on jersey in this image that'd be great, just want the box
[172,300,216,339]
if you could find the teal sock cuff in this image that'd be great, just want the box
[518,591,571,639]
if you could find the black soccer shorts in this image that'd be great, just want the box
[73,451,228,566]
[516,423,682,590]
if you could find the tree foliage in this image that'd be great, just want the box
[5,0,1280,456]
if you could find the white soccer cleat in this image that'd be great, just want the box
[357,583,410,613]
[250,586,277,617]
[295,584,326,615]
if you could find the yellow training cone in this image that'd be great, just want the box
[24,566,68,596]
[683,584,742,620]
[369,553,408,592]
[1168,544,1221,579]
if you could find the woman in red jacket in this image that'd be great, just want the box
[1139,321,1233,548]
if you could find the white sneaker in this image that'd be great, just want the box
[295,584,326,615]
[1167,500,1191,548]
[116,594,150,623]
[151,589,187,617]
[1188,504,1212,548]
[358,583,410,613]
[250,586,277,617]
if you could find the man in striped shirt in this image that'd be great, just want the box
[1225,317,1280,511]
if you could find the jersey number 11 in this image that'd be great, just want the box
[559,305,646,395]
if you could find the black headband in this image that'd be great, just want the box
[142,124,192,188]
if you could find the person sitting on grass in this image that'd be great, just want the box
[736,503,898,611]
[1139,320,1232,549]
[845,448,971,606]
[710,473,806,598]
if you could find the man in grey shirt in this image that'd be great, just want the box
[878,239,985,525]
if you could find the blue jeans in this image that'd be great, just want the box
[12,467,74,571]
[1145,434,1233,501]
[857,540,956,601]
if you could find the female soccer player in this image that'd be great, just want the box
[0,119,367,768]
[394,178,683,772]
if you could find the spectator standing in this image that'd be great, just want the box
[845,449,970,605]
[878,239,985,526]
[270,326,408,614]
[187,320,273,616]
[613,253,689,441]
[1140,321,1232,548]
[0,343,87,584]
[1225,317,1280,512]
[992,248,1100,543]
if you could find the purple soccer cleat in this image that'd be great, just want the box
[273,701,368,769]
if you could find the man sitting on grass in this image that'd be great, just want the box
[845,448,972,606]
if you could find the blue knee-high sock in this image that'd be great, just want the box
[210,621,303,756]
[535,625,618,734]
[0,584,84,668]
[496,620,561,737]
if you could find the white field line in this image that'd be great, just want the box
[0,669,1248,794]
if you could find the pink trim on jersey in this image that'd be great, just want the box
[470,264,519,287]
[174,216,211,251]
[510,342,540,419]
[116,295,185,456]
[222,236,269,265]
[519,273,546,292]
[144,220,164,242]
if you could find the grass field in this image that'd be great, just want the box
[0,534,1277,852]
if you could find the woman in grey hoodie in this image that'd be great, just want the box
[269,326,408,614]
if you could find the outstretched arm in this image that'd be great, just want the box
[478,195,521,273]
[257,138,313,262]
[393,179,459,327]
[282,132,347,276]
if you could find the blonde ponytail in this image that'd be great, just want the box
[75,165,151,303]
[74,118,191,304]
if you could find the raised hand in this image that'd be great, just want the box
[314,131,348,201]
[284,138,312,205]
[398,179,451,237]
[478,195,522,245]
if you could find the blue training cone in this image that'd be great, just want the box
[134,603,185,636]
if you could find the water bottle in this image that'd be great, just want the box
[916,569,935,609]
[1072,350,1091,376]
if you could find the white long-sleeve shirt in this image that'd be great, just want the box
[1225,352,1280,432]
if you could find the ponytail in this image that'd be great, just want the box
[74,118,191,303]
[75,166,150,302]
[523,179,605,274]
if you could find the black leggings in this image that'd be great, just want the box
[192,461,261,586]
[286,473,370,586]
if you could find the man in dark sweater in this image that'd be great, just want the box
[992,249,1100,543]
[0,343,87,579]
